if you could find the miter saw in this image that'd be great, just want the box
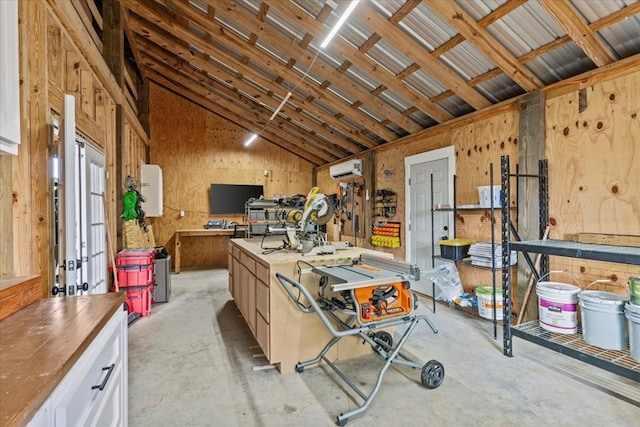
[268,187,346,256]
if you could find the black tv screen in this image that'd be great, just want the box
[210,184,264,214]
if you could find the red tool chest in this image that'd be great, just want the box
[123,285,153,317]
[116,249,155,288]
[116,249,155,317]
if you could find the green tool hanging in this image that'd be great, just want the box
[122,190,138,221]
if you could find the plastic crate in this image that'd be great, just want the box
[124,286,153,317]
[438,238,473,261]
[117,263,154,287]
[116,248,155,266]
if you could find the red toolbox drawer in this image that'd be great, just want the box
[116,248,155,266]
[124,285,153,317]
[117,264,154,287]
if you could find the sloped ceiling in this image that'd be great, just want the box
[120,0,640,166]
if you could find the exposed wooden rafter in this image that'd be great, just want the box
[538,0,616,67]
[113,0,640,165]
[425,0,543,92]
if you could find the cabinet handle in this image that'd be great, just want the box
[91,363,115,391]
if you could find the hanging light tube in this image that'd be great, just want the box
[269,91,292,121]
[320,1,360,48]
[244,133,258,146]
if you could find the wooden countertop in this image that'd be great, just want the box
[229,238,392,266]
[176,229,234,236]
[0,292,126,427]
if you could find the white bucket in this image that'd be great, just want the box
[625,303,640,362]
[579,291,628,350]
[476,286,503,320]
[537,282,580,334]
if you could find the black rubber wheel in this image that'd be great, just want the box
[374,331,393,348]
[295,365,304,373]
[421,360,445,389]
[336,416,347,426]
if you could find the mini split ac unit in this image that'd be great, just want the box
[329,159,362,181]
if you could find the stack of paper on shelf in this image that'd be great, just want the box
[468,242,517,268]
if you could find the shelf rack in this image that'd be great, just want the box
[500,155,640,382]
[429,164,502,336]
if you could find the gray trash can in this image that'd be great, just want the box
[154,255,171,303]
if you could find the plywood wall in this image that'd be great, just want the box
[147,83,314,269]
[2,1,146,296]
[319,110,519,267]
[545,71,640,293]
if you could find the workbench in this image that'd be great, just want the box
[228,238,394,373]
[174,228,234,273]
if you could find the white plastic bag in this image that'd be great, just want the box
[429,263,464,302]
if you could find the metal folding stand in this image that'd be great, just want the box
[275,255,446,426]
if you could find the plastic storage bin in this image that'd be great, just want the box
[124,285,153,317]
[116,248,155,287]
[116,248,155,266]
[438,238,473,261]
[117,264,154,287]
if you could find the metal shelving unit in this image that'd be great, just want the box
[430,164,502,336]
[500,155,640,382]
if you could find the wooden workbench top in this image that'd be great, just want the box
[229,238,391,266]
[176,228,234,236]
[0,292,126,427]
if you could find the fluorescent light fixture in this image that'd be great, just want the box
[244,133,258,146]
[320,0,360,48]
[269,91,292,121]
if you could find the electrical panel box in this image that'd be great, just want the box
[141,164,163,217]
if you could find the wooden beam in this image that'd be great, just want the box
[566,233,640,247]
[174,0,419,136]
[124,8,376,149]
[269,2,460,123]
[70,0,103,52]
[143,68,330,166]
[355,1,491,111]
[138,48,348,160]
[543,53,640,100]
[122,2,384,147]
[0,156,12,277]
[134,36,362,156]
[47,0,123,105]
[140,60,337,164]
[102,0,125,88]
[538,0,616,67]
[424,0,543,92]
[432,1,638,98]
[517,90,546,323]
[431,0,527,58]
[21,0,52,295]
[126,0,396,142]
[388,0,422,25]
[84,0,103,29]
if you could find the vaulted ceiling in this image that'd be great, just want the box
[119,0,640,166]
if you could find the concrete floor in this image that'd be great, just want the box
[128,269,640,426]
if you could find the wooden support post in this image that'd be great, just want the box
[518,90,546,323]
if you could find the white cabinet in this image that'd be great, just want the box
[0,0,21,155]
[141,164,163,217]
[27,307,128,427]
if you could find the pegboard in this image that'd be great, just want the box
[334,181,365,239]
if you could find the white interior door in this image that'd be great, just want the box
[84,142,107,294]
[62,95,80,296]
[61,94,107,296]
[405,146,455,296]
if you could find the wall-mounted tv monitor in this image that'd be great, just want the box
[210,184,264,214]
